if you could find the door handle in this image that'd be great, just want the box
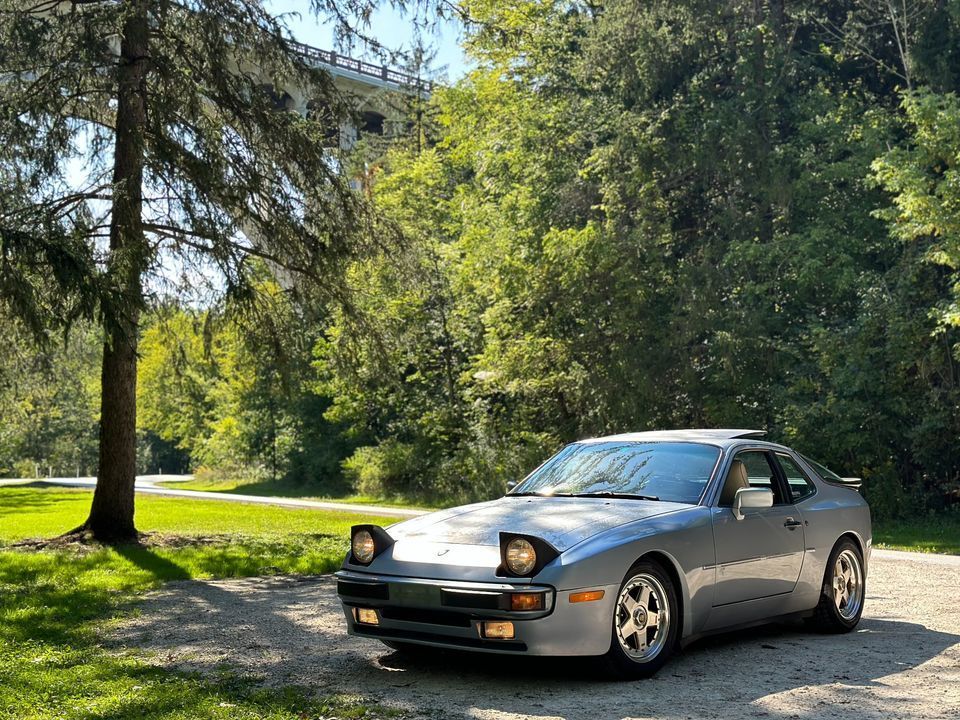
[783,518,802,529]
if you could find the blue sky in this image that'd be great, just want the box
[266,1,470,82]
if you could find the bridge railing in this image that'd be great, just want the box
[289,40,433,92]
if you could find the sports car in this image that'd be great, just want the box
[335,429,871,678]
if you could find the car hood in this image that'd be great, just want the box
[388,495,686,553]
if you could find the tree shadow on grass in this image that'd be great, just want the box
[0,544,385,719]
[0,484,84,517]
[113,542,192,582]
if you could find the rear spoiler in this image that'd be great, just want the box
[833,477,863,491]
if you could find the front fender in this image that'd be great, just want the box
[535,506,716,640]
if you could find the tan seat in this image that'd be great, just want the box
[719,459,750,506]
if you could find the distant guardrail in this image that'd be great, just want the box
[290,40,433,92]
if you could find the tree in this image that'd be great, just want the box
[0,314,101,478]
[318,0,960,513]
[0,0,389,539]
[137,276,350,485]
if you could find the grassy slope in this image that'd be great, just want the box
[0,486,398,720]
[873,511,960,555]
[155,476,441,510]
[152,478,960,555]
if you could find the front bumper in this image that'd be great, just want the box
[336,569,617,656]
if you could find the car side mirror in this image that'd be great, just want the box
[506,480,519,493]
[733,487,773,520]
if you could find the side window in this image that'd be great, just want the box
[776,453,816,503]
[720,450,788,506]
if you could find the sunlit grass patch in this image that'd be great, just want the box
[156,475,442,510]
[0,485,398,719]
[874,511,960,555]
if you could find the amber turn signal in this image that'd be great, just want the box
[482,621,515,639]
[569,589,605,603]
[510,592,545,611]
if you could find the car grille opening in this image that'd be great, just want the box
[337,579,389,600]
[378,606,473,627]
[354,624,528,651]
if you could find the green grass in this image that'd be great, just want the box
[874,511,960,555]
[156,476,443,510]
[0,485,400,720]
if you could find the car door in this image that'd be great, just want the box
[711,449,806,606]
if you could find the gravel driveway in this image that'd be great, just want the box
[114,549,960,720]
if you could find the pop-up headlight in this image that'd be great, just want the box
[498,532,559,577]
[350,524,395,566]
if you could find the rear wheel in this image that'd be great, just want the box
[601,560,679,679]
[809,538,865,632]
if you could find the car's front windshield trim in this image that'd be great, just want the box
[509,440,724,506]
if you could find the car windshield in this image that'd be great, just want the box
[511,441,720,504]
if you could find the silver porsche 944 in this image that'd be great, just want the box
[335,429,871,678]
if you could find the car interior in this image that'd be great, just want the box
[718,450,817,507]
[719,452,787,506]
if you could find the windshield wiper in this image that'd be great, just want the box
[510,491,599,498]
[569,491,661,501]
[510,491,661,501]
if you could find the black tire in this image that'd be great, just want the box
[809,538,865,633]
[600,559,680,680]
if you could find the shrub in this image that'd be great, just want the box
[342,440,419,498]
[11,459,37,479]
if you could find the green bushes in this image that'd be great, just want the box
[342,441,420,498]
[316,0,960,513]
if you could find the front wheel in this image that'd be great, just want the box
[601,560,679,679]
[809,538,865,633]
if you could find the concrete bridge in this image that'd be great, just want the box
[26,3,431,152]
[261,40,432,151]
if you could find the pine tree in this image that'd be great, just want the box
[0,0,387,540]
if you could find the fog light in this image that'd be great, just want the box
[510,592,544,611]
[569,589,605,603]
[482,621,515,639]
[355,608,379,625]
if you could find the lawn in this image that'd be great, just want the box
[0,485,399,720]
[155,476,442,510]
[151,478,960,556]
[874,511,960,555]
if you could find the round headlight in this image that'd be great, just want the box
[505,537,537,575]
[352,530,375,564]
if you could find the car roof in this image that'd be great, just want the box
[579,429,770,446]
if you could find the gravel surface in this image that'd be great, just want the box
[113,549,960,720]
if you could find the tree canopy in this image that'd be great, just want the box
[317,0,960,514]
[0,0,392,538]
[4,0,960,521]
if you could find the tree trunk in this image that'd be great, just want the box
[83,0,149,542]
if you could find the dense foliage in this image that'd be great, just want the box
[137,282,351,486]
[318,0,960,514]
[0,0,393,537]
[4,1,960,519]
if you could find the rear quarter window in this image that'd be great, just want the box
[776,453,816,502]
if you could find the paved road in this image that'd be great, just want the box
[0,476,427,518]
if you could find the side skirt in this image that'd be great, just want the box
[678,609,815,650]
